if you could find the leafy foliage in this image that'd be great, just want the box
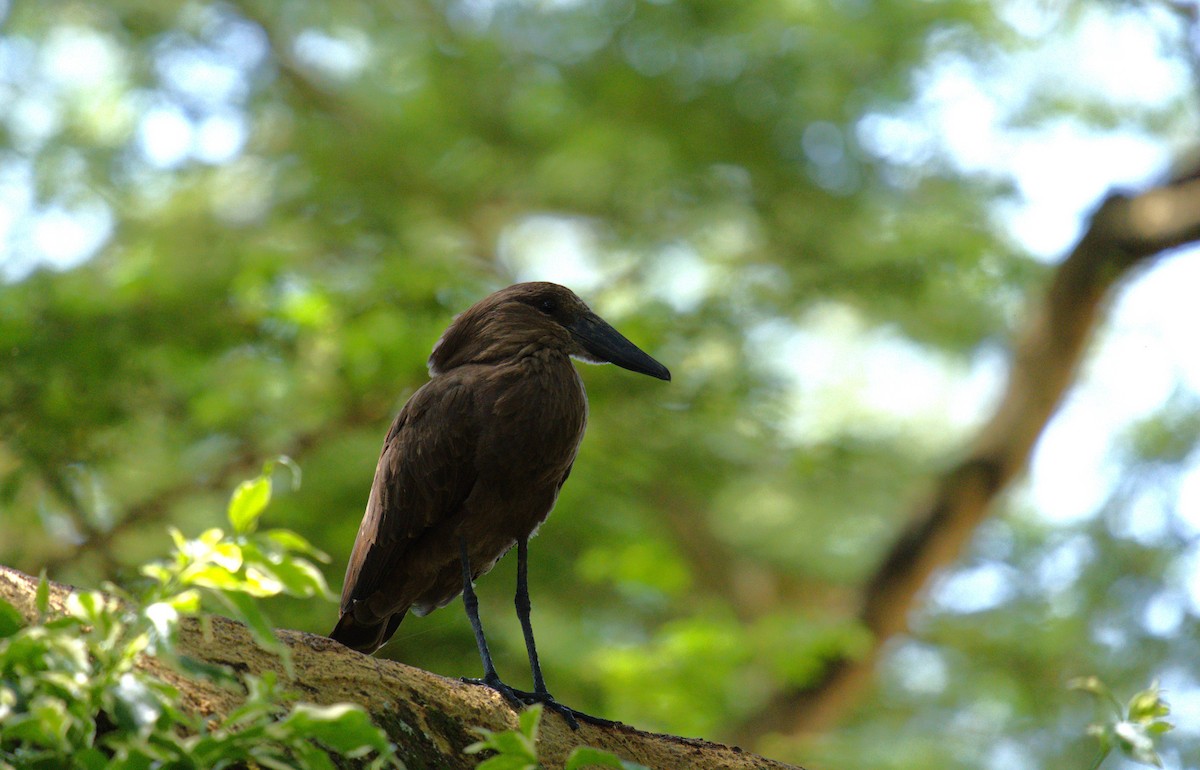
[139,457,330,663]
[0,466,397,769]
[465,705,649,770]
[1071,677,1174,769]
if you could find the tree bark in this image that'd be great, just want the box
[0,565,800,770]
[734,160,1200,742]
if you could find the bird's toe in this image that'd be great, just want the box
[507,688,621,731]
[461,678,620,731]
[461,675,526,711]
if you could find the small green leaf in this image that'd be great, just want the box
[74,747,109,770]
[251,556,335,600]
[229,476,272,534]
[488,728,534,758]
[1147,720,1174,736]
[475,756,539,770]
[169,527,189,552]
[35,570,50,617]
[277,703,393,757]
[0,597,24,637]
[1069,675,1109,697]
[216,589,285,660]
[465,719,538,764]
[109,672,165,734]
[287,743,339,770]
[263,529,330,561]
[1127,685,1170,723]
[140,563,173,585]
[518,703,543,740]
[181,565,246,592]
[177,654,241,685]
[246,567,286,596]
[268,455,302,492]
[67,590,115,624]
[164,589,201,613]
[565,747,626,769]
[0,684,16,721]
[566,746,650,770]
[1070,675,1123,715]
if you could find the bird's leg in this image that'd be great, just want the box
[458,538,618,729]
[458,538,524,710]
[508,538,619,730]
[514,538,550,695]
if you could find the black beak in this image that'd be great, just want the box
[569,313,671,381]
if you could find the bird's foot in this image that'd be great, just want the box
[507,687,621,731]
[461,674,528,712]
[461,676,617,731]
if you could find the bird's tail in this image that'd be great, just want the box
[329,608,407,654]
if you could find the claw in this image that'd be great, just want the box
[511,689,581,730]
[461,677,619,731]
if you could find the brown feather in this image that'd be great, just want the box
[329,282,665,654]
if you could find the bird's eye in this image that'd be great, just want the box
[537,297,557,314]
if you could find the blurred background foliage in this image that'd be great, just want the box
[1,0,1199,768]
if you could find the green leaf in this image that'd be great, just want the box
[177,654,241,685]
[109,672,165,734]
[228,476,272,534]
[0,596,24,637]
[518,703,543,740]
[276,703,394,758]
[287,743,339,770]
[250,555,335,600]
[566,743,633,767]
[245,567,287,597]
[465,716,538,763]
[216,589,285,659]
[74,747,110,770]
[1069,675,1123,715]
[169,589,202,612]
[180,565,246,592]
[565,746,650,770]
[168,527,189,553]
[263,529,330,562]
[66,590,116,625]
[35,570,50,618]
[1127,685,1170,723]
[269,455,303,492]
[1147,720,1174,736]
[475,756,539,770]
[489,728,533,757]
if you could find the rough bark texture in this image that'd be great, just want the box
[734,161,1200,742]
[0,565,800,770]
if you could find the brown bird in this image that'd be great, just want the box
[330,282,670,727]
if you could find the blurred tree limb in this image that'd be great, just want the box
[41,403,379,575]
[0,565,800,770]
[736,158,1200,742]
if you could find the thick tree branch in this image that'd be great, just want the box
[0,566,800,770]
[734,162,1200,741]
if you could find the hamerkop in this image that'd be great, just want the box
[330,282,670,727]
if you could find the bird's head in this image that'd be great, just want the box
[429,282,671,381]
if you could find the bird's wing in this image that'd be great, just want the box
[339,374,480,615]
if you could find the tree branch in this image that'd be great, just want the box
[734,162,1200,741]
[0,565,801,770]
[40,404,382,575]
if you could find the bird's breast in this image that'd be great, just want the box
[481,352,587,485]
